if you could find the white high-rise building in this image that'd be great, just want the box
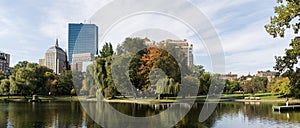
[159,39,194,66]
[40,39,67,75]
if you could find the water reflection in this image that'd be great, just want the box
[0,102,299,127]
[0,102,90,128]
[81,101,192,128]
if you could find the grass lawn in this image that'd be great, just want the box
[193,93,285,100]
[0,93,294,103]
[224,93,286,100]
[0,95,83,102]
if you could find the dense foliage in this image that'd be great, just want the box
[93,38,209,99]
[265,0,300,98]
[0,61,74,97]
[242,77,268,95]
[271,77,291,96]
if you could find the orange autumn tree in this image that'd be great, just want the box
[137,46,181,96]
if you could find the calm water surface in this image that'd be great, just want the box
[0,101,299,128]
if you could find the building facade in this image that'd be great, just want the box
[71,53,95,72]
[40,39,67,75]
[239,74,255,82]
[68,23,98,63]
[256,70,278,82]
[0,51,10,78]
[159,39,194,66]
[220,72,238,81]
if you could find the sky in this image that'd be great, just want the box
[0,0,295,76]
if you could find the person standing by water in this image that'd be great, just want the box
[286,97,289,106]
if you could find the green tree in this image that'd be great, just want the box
[57,70,73,95]
[189,64,205,77]
[0,71,5,80]
[45,71,57,95]
[256,77,269,92]
[271,77,291,96]
[13,61,28,69]
[182,75,200,97]
[242,77,268,96]
[9,62,52,97]
[155,77,180,99]
[111,54,136,97]
[158,42,189,76]
[32,64,54,94]
[199,73,211,95]
[100,42,114,58]
[94,57,117,98]
[265,0,300,37]
[0,79,10,97]
[116,37,146,55]
[224,80,242,94]
[265,0,300,97]
[137,47,181,90]
[273,37,300,97]
[113,37,193,98]
[94,42,117,99]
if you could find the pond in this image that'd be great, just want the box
[0,101,299,128]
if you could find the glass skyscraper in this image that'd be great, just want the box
[68,23,98,63]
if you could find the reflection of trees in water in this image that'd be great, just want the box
[2,102,300,127]
[3,102,92,128]
[174,103,219,128]
[83,101,192,128]
[215,102,300,124]
[175,102,300,127]
[0,102,221,128]
[0,104,8,128]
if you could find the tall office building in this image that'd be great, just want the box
[39,39,67,75]
[68,23,98,63]
[0,51,10,78]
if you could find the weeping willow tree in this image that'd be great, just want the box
[155,77,180,99]
[94,42,118,99]
[94,56,117,99]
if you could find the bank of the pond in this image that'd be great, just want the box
[0,96,81,102]
[1,93,299,104]
[91,98,300,104]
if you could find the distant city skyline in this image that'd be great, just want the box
[0,0,295,76]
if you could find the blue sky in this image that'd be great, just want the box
[0,0,294,76]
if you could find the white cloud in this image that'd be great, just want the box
[188,0,292,75]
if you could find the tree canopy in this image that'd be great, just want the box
[9,61,53,96]
[265,0,300,98]
[93,38,209,99]
[0,71,5,80]
[271,77,291,96]
[100,42,114,58]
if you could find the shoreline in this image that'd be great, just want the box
[1,96,299,104]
